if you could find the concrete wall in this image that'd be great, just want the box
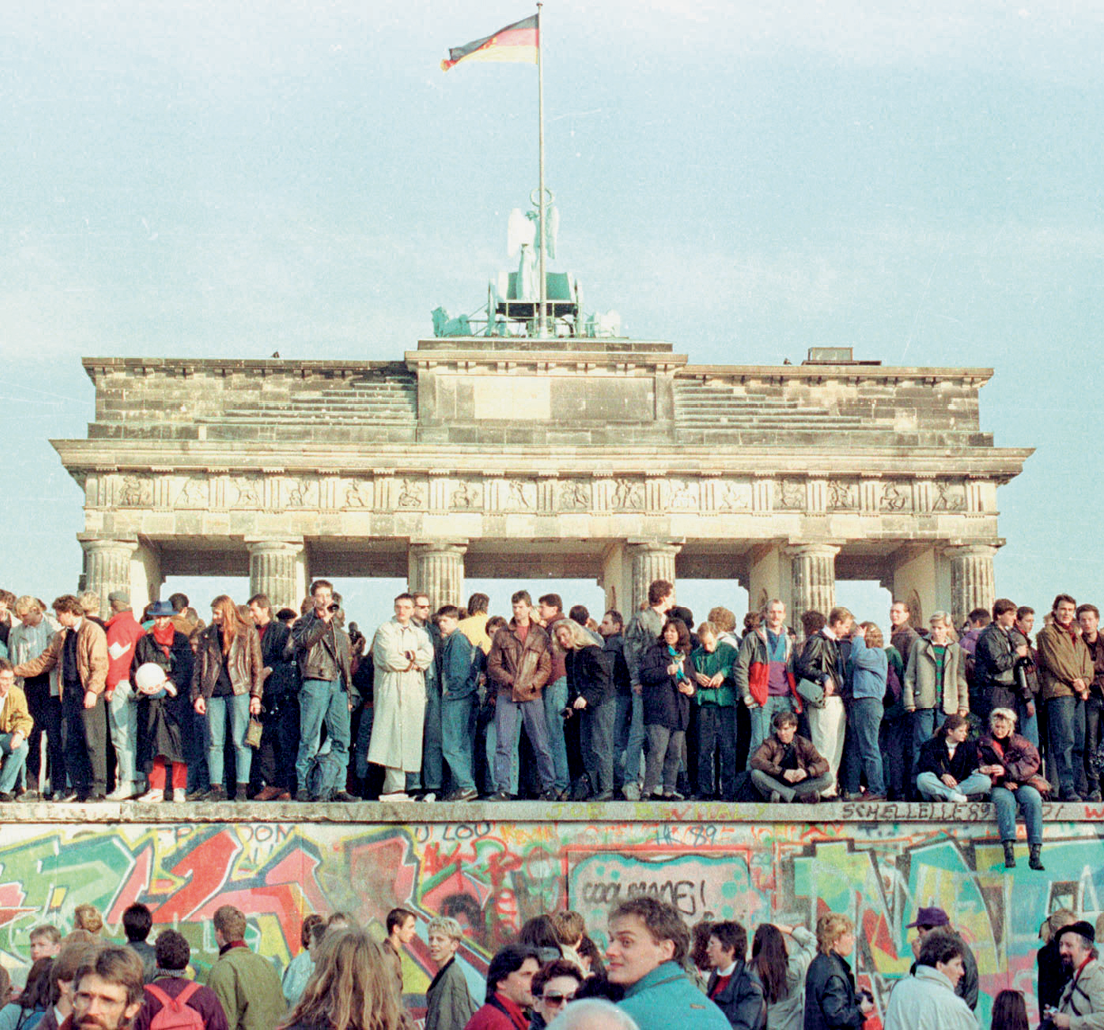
[0,807,1100,1024]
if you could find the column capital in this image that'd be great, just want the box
[408,540,469,555]
[784,541,841,559]
[245,537,305,555]
[625,538,684,554]
[943,541,1002,559]
[78,535,138,555]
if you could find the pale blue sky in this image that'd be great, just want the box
[2,1,1102,630]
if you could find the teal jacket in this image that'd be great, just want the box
[691,643,737,706]
[618,961,730,1030]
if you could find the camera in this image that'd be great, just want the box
[327,603,340,612]
[560,706,575,720]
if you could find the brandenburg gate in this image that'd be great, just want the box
[56,337,1028,622]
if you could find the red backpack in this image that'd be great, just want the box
[145,981,204,1030]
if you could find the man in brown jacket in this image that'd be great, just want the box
[487,590,556,801]
[1036,593,1093,801]
[749,709,833,803]
[14,594,109,802]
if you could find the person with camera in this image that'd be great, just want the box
[1047,920,1104,1029]
[292,580,357,803]
[369,592,433,802]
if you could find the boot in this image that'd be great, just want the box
[1002,841,1016,868]
[1029,843,1045,871]
[235,783,251,802]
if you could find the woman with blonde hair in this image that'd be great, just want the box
[804,914,871,1030]
[280,929,406,1030]
[554,618,616,801]
[190,595,262,802]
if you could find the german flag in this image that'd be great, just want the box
[441,14,539,71]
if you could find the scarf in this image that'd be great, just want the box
[152,622,176,659]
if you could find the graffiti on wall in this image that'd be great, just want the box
[0,816,1102,1025]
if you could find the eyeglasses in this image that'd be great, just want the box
[542,992,576,1005]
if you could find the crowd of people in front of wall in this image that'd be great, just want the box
[2,894,1101,1030]
[2,581,1103,845]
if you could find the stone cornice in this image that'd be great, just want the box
[51,439,1034,480]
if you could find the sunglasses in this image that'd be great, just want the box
[543,992,576,1004]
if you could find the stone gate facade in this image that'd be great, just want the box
[56,337,1030,619]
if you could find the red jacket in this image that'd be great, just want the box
[463,995,529,1030]
[106,610,146,693]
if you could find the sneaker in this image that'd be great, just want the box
[488,791,513,802]
[445,788,479,802]
[81,793,107,803]
[379,791,412,802]
[950,791,968,804]
[17,791,41,803]
[201,786,226,803]
[769,790,782,804]
[863,794,887,802]
[663,790,685,801]
[54,790,79,804]
[593,790,615,802]
[419,792,437,803]
[295,789,311,803]
[795,791,821,805]
[172,788,187,803]
[539,790,560,802]
[331,791,360,803]
[0,793,14,803]
[106,783,136,802]
[136,788,164,804]
[622,783,641,801]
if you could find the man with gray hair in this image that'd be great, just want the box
[1050,920,1104,1029]
[547,999,640,1030]
[424,915,476,1030]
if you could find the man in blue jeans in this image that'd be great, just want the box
[621,579,675,800]
[436,605,479,802]
[487,591,556,801]
[292,579,357,803]
[537,594,572,799]
[1037,593,1092,802]
[0,661,33,802]
[736,599,798,765]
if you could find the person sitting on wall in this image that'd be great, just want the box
[749,710,834,804]
[0,659,34,803]
[914,714,992,804]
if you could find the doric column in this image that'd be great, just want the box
[408,542,467,608]
[247,539,307,612]
[786,543,839,616]
[946,543,998,630]
[626,540,682,612]
[80,537,137,614]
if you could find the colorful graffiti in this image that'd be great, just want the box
[0,813,1102,1026]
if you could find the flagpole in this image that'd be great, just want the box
[536,1,547,338]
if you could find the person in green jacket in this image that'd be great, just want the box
[607,897,730,1030]
[690,623,739,801]
[206,905,286,1030]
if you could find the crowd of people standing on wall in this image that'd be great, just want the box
[2,581,1102,842]
[2,894,1101,1030]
